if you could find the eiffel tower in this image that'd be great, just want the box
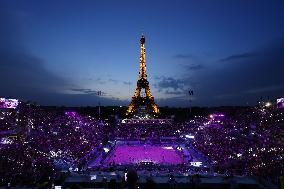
[126,35,159,118]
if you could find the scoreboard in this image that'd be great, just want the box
[0,98,19,109]
[277,98,284,109]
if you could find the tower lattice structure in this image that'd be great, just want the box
[126,35,159,117]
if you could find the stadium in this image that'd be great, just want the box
[1,35,283,189]
[1,1,284,189]
[1,97,283,189]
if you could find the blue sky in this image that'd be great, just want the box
[1,0,284,106]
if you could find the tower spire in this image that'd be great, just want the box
[139,34,147,80]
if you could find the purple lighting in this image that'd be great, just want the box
[0,98,19,109]
[105,144,184,165]
[64,111,77,117]
[277,98,284,109]
[209,113,224,119]
[214,113,225,118]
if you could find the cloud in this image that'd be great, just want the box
[184,64,204,71]
[123,81,132,86]
[187,38,284,106]
[108,78,119,84]
[92,78,107,84]
[173,53,205,71]
[28,93,128,106]
[244,85,284,94]
[88,77,132,86]
[173,54,194,59]
[107,78,132,86]
[220,53,257,62]
[0,7,71,100]
[0,7,125,106]
[0,51,69,90]
[164,90,185,95]
[154,76,185,91]
[69,88,107,95]
[153,76,194,100]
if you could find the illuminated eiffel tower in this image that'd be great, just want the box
[126,35,159,118]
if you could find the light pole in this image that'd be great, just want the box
[188,90,194,116]
[97,90,102,119]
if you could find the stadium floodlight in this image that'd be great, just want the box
[162,146,173,150]
[103,148,110,153]
[185,135,194,139]
[90,175,97,180]
[190,162,202,167]
[1,138,13,144]
[265,102,271,107]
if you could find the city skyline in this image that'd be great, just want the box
[1,0,284,107]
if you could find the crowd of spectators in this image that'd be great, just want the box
[190,105,284,184]
[115,104,283,185]
[0,103,109,187]
[115,119,175,139]
[0,101,283,187]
